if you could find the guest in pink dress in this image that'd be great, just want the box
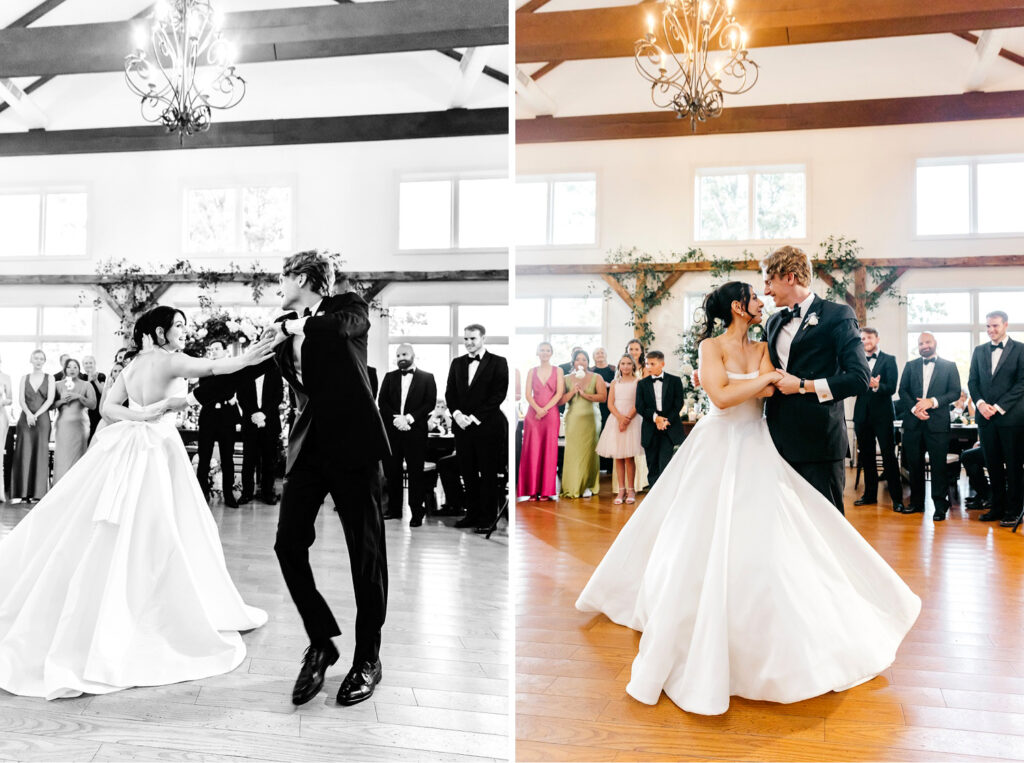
[596,354,643,504]
[518,342,564,501]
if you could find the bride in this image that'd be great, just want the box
[576,282,921,716]
[0,305,276,700]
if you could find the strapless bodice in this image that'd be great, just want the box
[707,371,764,420]
[127,377,188,427]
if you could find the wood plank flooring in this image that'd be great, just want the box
[516,473,1024,762]
[0,493,509,762]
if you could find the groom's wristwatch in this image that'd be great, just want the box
[799,379,807,394]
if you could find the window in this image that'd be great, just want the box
[515,175,597,247]
[916,156,1024,236]
[184,185,292,254]
[0,190,88,257]
[0,306,94,389]
[398,176,508,251]
[695,166,806,241]
[514,296,603,380]
[386,304,509,380]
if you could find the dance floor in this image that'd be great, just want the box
[0,496,509,762]
[516,473,1024,762]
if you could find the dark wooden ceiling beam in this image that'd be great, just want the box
[517,2,1024,63]
[516,90,1024,142]
[517,256,1024,275]
[954,31,1024,69]
[0,270,509,286]
[0,108,508,156]
[0,0,508,78]
[8,0,70,28]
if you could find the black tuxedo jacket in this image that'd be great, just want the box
[764,295,869,463]
[636,373,685,448]
[193,373,241,428]
[379,368,437,439]
[237,358,284,434]
[445,350,509,437]
[968,338,1024,429]
[898,357,961,434]
[274,292,389,473]
[853,351,898,428]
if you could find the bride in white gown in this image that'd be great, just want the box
[576,283,921,716]
[0,306,276,700]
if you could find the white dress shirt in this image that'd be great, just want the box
[399,367,415,424]
[255,374,264,409]
[774,292,834,403]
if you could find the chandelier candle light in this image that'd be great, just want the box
[125,0,246,142]
[635,0,758,132]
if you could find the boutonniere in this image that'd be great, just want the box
[802,313,820,331]
[316,311,325,316]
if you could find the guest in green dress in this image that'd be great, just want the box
[560,349,607,498]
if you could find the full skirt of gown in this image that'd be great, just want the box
[576,384,921,716]
[0,418,267,700]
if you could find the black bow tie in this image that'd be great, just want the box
[992,342,1005,350]
[866,354,877,360]
[302,307,312,317]
[400,368,414,375]
[922,358,936,365]
[652,376,664,382]
[468,355,480,363]
[784,304,803,321]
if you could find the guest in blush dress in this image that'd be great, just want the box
[518,342,564,501]
[597,354,644,504]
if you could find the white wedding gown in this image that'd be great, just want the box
[576,372,921,716]
[0,378,267,700]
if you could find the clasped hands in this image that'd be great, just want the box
[911,397,936,420]
[978,401,999,420]
[392,414,413,432]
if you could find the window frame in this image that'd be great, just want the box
[395,171,510,255]
[0,305,96,383]
[514,172,600,250]
[693,163,809,245]
[386,302,510,372]
[180,178,297,258]
[0,185,91,260]
[513,295,604,375]
[914,154,1024,239]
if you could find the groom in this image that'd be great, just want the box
[269,250,390,707]
[763,246,870,514]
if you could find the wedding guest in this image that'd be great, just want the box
[560,349,606,498]
[11,350,55,504]
[559,347,583,377]
[237,358,284,505]
[52,358,97,483]
[114,347,128,366]
[515,368,523,489]
[81,355,105,442]
[592,347,616,474]
[968,310,1024,526]
[597,354,643,504]
[625,339,648,378]
[961,444,992,510]
[636,350,685,487]
[93,362,125,437]
[194,339,242,508]
[623,338,650,492]
[427,399,464,513]
[379,345,437,527]
[898,332,961,521]
[445,324,509,532]
[0,356,11,503]
[853,328,904,511]
[519,341,563,501]
[52,354,70,382]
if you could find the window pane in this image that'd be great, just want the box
[906,331,970,388]
[40,342,93,374]
[978,292,1024,324]
[549,333,602,367]
[0,307,38,335]
[459,304,510,337]
[550,297,602,327]
[906,293,970,325]
[754,172,805,239]
[399,181,451,250]
[552,179,596,245]
[42,306,91,336]
[515,182,548,246]
[514,298,545,328]
[243,187,291,253]
[698,173,748,240]
[388,305,451,337]
[387,343,451,381]
[514,333,545,378]
[0,341,39,378]
[0,194,41,256]
[977,162,1024,234]
[458,178,508,249]
[186,189,236,252]
[916,164,969,235]
[43,193,87,256]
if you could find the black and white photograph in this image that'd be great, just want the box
[0,0,510,760]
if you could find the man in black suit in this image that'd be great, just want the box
[379,345,437,527]
[763,246,870,514]
[445,323,508,533]
[636,350,685,487]
[237,358,284,505]
[897,332,962,521]
[269,251,390,708]
[968,310,1024,526]
[852,328,904,511]
[194,339,241,508]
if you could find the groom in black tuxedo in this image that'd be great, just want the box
[763,246,870,514]
[898,333,961,521]
[852,328,904,511]
[968,310,1024,526]
[269,251,390,708]
[636,350,685,486]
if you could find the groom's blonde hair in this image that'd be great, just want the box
[762,246,812,287]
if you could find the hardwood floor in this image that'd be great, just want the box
[0,493,509,762]
[516,473,1024,762]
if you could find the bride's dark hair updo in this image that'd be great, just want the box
[697,281,756,342]
[126,305,186,361]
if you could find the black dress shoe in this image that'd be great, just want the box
[892,503,905,512]
[454,517,477,529]
[260,492,281,505]
[980,509,1004,522]
[965,497,992,510]
[933,509,947,521]
[337,659,382,705]
[382,512,402,520]
[409,516,423,528]
[1000,514,1022,528]
[293,642,339,705]
[223,494,239,509]
[473,526,492,534]
[853,497,875,506]
[898,505,925,514]
[238,493,255,505]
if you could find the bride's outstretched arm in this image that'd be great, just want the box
[698,340,781,410]
[167,334,278,380]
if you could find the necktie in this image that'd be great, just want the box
[992,342,1005,350]
[922,358,935,365]
[866,354,877,360]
